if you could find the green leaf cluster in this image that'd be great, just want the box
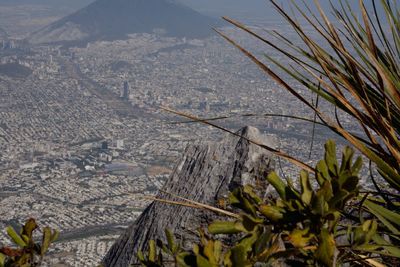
[0,218,58,267]
[138,0,400,266]
[139,141,398,266]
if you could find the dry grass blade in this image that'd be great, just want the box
[214,29,367,151]
[217,0,400,192]
[213,29,319,118]
[277,0,399,124]
[159,190,240,218]
[210,27,400,180]
[223,14,381,141]
[168,113,327,127]
[143,196,239,219]
[309,81,320,159]
[354,254,386,267]
[221,16,319,74]
[161,106,314,173]
[298,61,392,154]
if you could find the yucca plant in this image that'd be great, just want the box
[215,0,400,242]
[207,0,398,239]
[152,0,400,265]
[216,0,400,192]
[165,0,400,247]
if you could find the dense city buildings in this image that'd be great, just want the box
[0,19,364,267]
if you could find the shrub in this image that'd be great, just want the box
[152,0,400,266]
[0,219,58,267]
[213,0,400,256]
[139,141,400,266]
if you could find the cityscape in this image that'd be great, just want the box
[0,0,374,266]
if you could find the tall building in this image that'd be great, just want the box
[122,81,130,100]
[1,40,16,50]
[101,141,108,150]
[8,40,15,49]
[116,139,124,149]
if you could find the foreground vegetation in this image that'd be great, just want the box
[140,141,400,266]
[0,219,58,266]
[2,0,399,266]
[140,0,400,266]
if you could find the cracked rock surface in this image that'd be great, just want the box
[103,126,276,267]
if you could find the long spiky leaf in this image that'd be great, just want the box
[161,106,315,173]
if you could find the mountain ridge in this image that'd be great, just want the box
[28,0,220,45]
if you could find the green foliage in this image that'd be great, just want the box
[142,0,400,266]
[139,142,400,266]
[166,1,400,254]
[212,0,400,264]
[219,0,400,192]
[0,219,58,267]
[137,229,189,267]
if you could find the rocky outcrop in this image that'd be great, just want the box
[102,126,276,266]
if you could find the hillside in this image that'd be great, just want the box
[28,0,220,45]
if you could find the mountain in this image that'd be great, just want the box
[28,0,220,45]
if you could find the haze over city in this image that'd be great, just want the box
[0,0,392,266]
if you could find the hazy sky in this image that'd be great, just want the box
[0,0,93,8]
[179,0,380,18]
[0,0,385,21]
[0,0,379,12]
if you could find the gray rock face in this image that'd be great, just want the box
[102,126,276,266]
